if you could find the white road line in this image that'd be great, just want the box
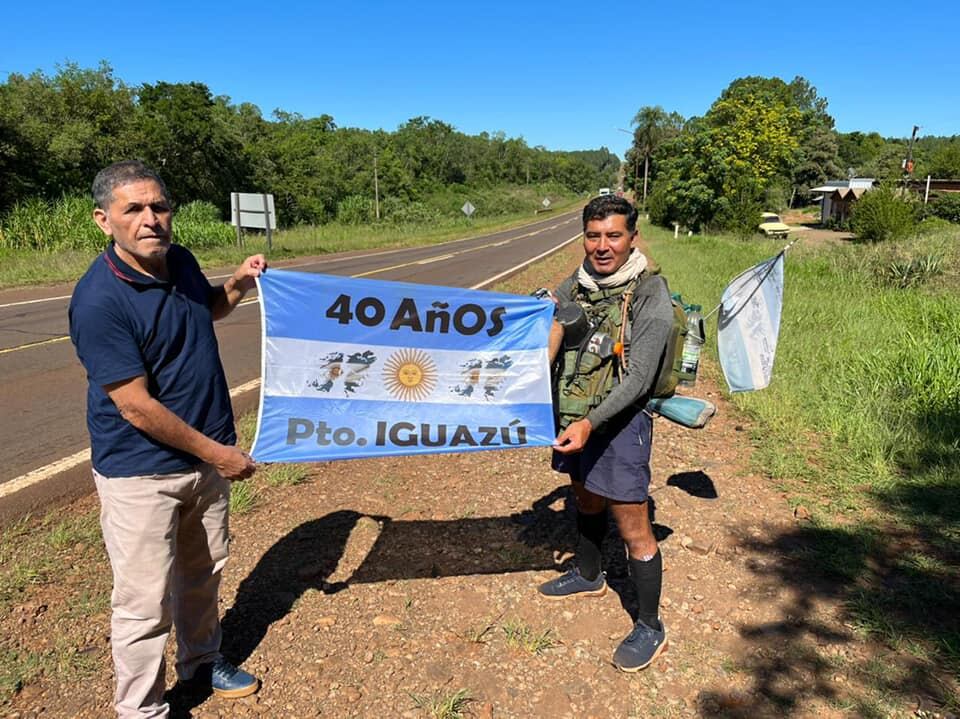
[471,233,581,289]
[0,298,260,356]
[0,231,579,499]
[0,294,73,309]
[0,336,71,356]
[0,210,578,308]
[0,215,570,354]
[0,378,264,499]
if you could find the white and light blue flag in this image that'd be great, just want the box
[250,270,556,462]
[717,252,785,393]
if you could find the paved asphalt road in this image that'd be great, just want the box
[0,210,582,524]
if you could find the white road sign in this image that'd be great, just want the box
[461,201,476,217]
[230,192,277,230]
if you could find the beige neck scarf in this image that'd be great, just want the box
[577,248,648,291]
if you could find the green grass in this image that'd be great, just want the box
[227,479,260,515]
[457,614,502,644]
[0,195,582,288]
[0,640,101,704]
[409,688,472,719]
[44,513,101,551]
[502,617,558,655]
[647,218,960,707]
[262,463,309,487]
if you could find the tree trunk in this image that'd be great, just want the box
[642,154,650,210]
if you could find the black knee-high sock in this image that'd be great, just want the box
[576,510,607,581]
[629,550,663,629]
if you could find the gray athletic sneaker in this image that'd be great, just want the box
[537,568,607,600]
[613,618,667,672]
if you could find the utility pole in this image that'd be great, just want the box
[373,151,380,221]
[903,125,920,176]
[616,127,641,204]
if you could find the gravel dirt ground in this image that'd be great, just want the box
[1,240,948,719]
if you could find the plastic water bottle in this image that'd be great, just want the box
[679,304,704,386]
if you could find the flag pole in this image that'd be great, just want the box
[701,236,802,323]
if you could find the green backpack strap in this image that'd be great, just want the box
[625,271,688,398]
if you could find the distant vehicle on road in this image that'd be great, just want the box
[758,212,790,239]
[598,187,611,196]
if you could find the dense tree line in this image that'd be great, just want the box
[625,76,960,232]
[0,63,618,224]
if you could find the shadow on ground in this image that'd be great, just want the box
[697,406,960,717]
[168,484,673,716]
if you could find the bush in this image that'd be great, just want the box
[0,195,236,252]
[336,195,374,225]
[925,193,960,224]
[381,198,441,225]
[172,200,236,250]
[714,174,764,240]
[764,180,790,212]
[173,216,235,249]
[824,215,851,232]
[850,184,918,242]
[916,216,955,236]
[0,195,103,252]
[175,200,222,224]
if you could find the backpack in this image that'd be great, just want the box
[553,270,688,430]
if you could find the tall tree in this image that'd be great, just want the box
[135,82,251,209]
[786,76,841,202]
[0,62,137,208]
[628,106,684,208]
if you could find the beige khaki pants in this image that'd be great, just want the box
[94,464,230,719]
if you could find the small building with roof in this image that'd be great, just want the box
[808,178,877,224]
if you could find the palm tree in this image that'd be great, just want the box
[631,106,684,209]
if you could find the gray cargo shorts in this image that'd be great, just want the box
[551,408,653,503]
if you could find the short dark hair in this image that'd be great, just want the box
[582,195,638,233]
[92,160,169,210]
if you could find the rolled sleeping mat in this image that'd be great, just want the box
[646,395,716,429]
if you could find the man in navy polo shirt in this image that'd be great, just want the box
[69,160,265,718]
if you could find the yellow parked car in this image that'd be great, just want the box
[758,212,790,239]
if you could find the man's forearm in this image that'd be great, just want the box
[115,394,228,465]
[210,277,247,321]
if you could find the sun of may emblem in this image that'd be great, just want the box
[383,349,438,401]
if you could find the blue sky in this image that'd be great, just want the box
[2,0,957,158]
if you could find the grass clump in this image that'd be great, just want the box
[263,463,309,488]
[502,617,558,655]
[228,480,259,515]
[457,614,502,644]
[409,688,472,719]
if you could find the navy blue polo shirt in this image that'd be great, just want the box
[69,242,236,476]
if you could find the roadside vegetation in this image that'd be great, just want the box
[623,76,960,239]
[0,62,618,288]
[0,186,583,288]
[650,215,960,711]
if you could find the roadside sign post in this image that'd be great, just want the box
[231,192,243,247]
[230,192,277,250]
[461,201,475,219]
[542,198,551,208]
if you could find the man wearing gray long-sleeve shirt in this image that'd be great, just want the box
[539,195,673,672]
